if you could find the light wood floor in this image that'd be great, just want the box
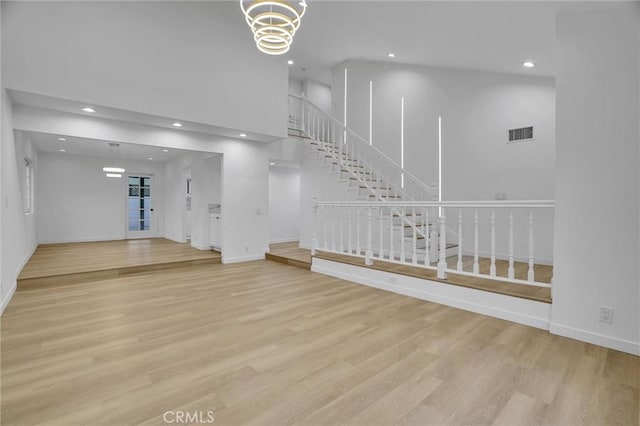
[19,238,221,280]
[269,242,312,264]
[2,260,637,425]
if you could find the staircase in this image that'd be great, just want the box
[287,94,457,263]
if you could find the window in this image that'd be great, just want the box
[24,158,33,214]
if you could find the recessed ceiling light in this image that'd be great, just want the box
[288,59,294,65]
[82,107,96,113]
[269,162,276,165]
[58,137,67,141]
[239,133,248,137]
[59,149,66,152]
[522,61,535,68]
[103,167,126,173]
[172,122,183,127]
[148,157,153,160]
[162,149,169,153]
[387,53,396,58]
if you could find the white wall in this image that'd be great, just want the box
[329,60,556,262]
[288,79,303,96]
[164,156,188,244]
[13,106,269,264]
[553,5,640,355]
[1,97,38,314]
[37,152,165,243]
[298,148,363,249]
[332,60,556,202]
[190,154,222,250]
[269,166,300,243]
[303,80,332,113]
[2,1,287,139]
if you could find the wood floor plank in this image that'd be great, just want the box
[1,245,638,426]
[18,238,220,280]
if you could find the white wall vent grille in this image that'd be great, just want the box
[508,126,534,143]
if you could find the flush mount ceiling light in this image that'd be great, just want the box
[58,137,67,141]
[522,60,535,68]
[240,0,308,55]
[239,133,248,137]
[172,122,183,127]
[102,143,125,176]
[288,59,294,65]
[82,107,96,113]
[387,52,396,58]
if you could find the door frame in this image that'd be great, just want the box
[125,173,156,239]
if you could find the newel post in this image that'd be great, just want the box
[311,196,319,255]
[437,210,448,279]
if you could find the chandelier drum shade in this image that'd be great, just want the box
[240,0,307,55]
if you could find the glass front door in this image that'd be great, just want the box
[127,175,153,238]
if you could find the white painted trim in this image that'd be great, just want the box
[39,236,126,244]
[312,258,551,330]
[269,238,300,244]
[222,254,265,264]
[438,115,442,203]
[0,282,17,316]
[550,322,640,356]
[299,241,313,250]
[164,233,187,244]
[190,241,213,251]
[17,243,37,277]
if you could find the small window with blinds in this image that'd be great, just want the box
[507,126,534,143]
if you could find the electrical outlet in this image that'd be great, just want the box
[599,306,613,324]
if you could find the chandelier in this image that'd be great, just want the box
[240,0,308,55]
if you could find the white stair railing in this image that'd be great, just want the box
[312,200,554,287]
[288,94,436,202]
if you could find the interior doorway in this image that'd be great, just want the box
[126,174,154,239]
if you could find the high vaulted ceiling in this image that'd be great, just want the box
[287,1,617,84]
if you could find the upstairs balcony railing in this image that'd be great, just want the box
[312,200,554,287]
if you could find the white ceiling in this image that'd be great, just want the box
[8,90,278,143]
[287,1,617,84]
[24,131,196,163]
[9,0,624,162]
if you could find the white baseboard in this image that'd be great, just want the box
[0,281,17,316]
[17,243,37,277]
[190,241,212,251]
[164,233,187,244]
[312,258,551,330]
[299,241,313,250]
[269,238,300,244]
[222,254,265,264]
[550,322,640,356]
[39,236,125,244]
